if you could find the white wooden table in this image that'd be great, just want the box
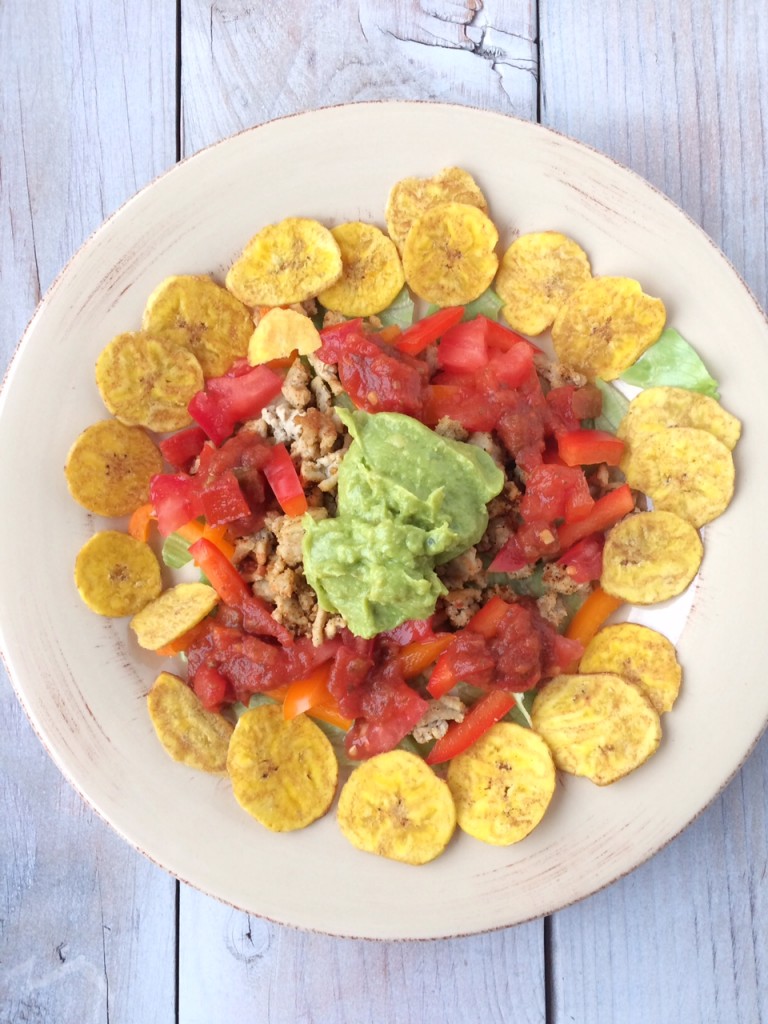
[1,2,766,1020]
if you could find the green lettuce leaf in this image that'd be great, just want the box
[426,287,504,323]
[378,286,415,329]
[593,378,630,433]
[619,328,720,398]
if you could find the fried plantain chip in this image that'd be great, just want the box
[337,749,456,864]
[317,222,405,317]
[402,202,499,307]
[580,623,682,714]
[531,672,662,786]
[621,427,735,527]
[147,671,233,773]
[601,510,703,604]
[446,722,555,845]
[385,166,489,254]
[96,330,204,432]
[495,231,592,336]
[225,217,342,307]
[247,307,321,365]
[65,419,163,517]
[130,582,218,650]
[142,274,254,378]
[617,385,742,451]
[551,277,666,380]
[227,704,337,832]
[75,530,161,617]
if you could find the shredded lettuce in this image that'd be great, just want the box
[426,287,504,323]
[161,531,193,569]
[593,378,630,433]
[619,327,720,398]
[378,287,416,329]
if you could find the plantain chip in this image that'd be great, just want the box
[385,166,489,254]
[621,427,735,527]
[601,510,703,604]
[617,385,742,451]
[446,722,555,845]
[147,671,233,773]
[95,330,204,432]
[65,419,163,517]
[227,704,337,832]
[317,222,405,317]
[551,277,666,380]
[337,749,456,865]
[402,202,499,307]
[580,623,682,714]
[225,217,342,307]
[248,307,321,366]
[142,274,253,378]
[495,231,592,336]
[531,672,662,786]
[130,582,218,650]
[75,530,161,617]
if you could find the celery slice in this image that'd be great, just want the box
[161,531,193,569]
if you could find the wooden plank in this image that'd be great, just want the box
[540,2,768,1020]
[0,1,178,1021]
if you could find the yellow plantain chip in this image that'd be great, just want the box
[248,307,321,365]
[74,530,161,617]
[130,582,218,650]
[617,386,742,451]
[601,510,703,604]
[142,274,254,378]
[580,623,682,714]
[317,222,405,317]
[96,330,204,432]
[337,749,456,865]
[551,277,666,380]
[621,427,735,527]
[65,419,163,517]
[227,704,338,832]
[496,231,593,336]
[386,166,489,254]
[147,671,233,773]
[531,672,662,786]
[446,722,555,846]
[402,202,499,307]
[225,217,343,307]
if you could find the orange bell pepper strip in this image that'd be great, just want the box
[128,503,154,543]
[176,518,236,561]
[265,676,352,730]
[565,584,624,648]
[398,635,455,679]
[282,664,333,720]
[153,619,212,657]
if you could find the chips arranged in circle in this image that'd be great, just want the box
[402,202,499,306]
[551,276,666,380]
[65,419,163,517]
[317,222,405,317]
[337,749,456,864]
[130,582,218,650]
[496,231,592,336]
[601,511,703,604]
[446,722,555,845]
[75,530,162,617]
[96,330,204,432]
[226,217,343,307]
[142,274,254,378]
[227,704,338,832]
[386,166,489,254]
[580,623,682,714]
[248,307,321,365]
[617,385,742,451]
[531,672,662,785]
[147,671,233,773]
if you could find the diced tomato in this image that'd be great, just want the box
[436,319,489,373]
[344,659,429,760]
[466,595,513,638]
[316,318,365,362]
[520,464,594,524]
[556,534,605,584]
[557,429,625,467]
[489,342,536,387]
[556,483,635,551]
[159,426,208,472]
[199,469,252,527]
[426,690,515,765]
[150,473,204,536]
[395,307,465,356]
[483,319,535,352]
[338,339,424,416]
[263,443,307,517]
[191,664,232,712]
[189,365,283,445]
[379,616,438,645]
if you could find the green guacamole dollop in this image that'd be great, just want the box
[302,409,504,638]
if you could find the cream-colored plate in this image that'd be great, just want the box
[0,102,765,940]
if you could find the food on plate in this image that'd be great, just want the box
[65,418,163,516]
[601,511,703,603]
[95,330,204,431]
[402,202,499,305]
[247,307,321,366]
[316,222,405,317]
[531,672,662,785]
[225,217,343,306]
[447,722,555,844]
[130,582,219,650]
[617,385,741,449]
[227,703,338,831]
[75,530,162,616]
[551,276,666,380]
[495,231,592,336]
[337,749,455,863]
[579,623,682,714]
[385,165,489,253]
[142,274,253,378]
[147,671,233,772]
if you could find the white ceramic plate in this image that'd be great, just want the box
[1,102,766,940]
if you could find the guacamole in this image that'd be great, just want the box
[303,409,504,637]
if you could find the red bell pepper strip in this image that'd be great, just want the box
[262,443,308,517]
[426,690,516,765]
[556,483,635,552]
[395,307,465,356]
[557,429,626,467]
[426,653,458,699]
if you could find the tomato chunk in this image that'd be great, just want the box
[263,443,308,517]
